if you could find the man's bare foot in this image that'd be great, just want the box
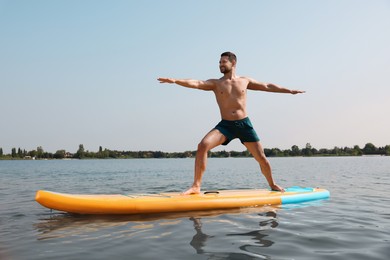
[271,184,285,192]
[181,186,201,195]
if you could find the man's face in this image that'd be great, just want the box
[219,56,234,74]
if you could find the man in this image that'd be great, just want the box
[158,51,305,195]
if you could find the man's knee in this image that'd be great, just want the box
[197,140,210,153]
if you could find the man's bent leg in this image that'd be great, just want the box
[244,141,285,192]
[182,129,227,195]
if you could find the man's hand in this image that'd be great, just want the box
[157,78,175,84]
[291,90,306,95]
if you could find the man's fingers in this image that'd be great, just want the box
[157,77,172,83]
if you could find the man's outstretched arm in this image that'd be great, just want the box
[158,78,215,91]
[247,78,305,94]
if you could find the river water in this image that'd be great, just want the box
[0,157,389,259]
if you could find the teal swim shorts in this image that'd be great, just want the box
[214,117,260,145]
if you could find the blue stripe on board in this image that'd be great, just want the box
[281,190,330,204]
[284,186,314,193]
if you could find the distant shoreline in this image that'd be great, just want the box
[1,143,389,160]
[1,154,388,161]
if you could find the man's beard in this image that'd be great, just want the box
[220,66,231,74]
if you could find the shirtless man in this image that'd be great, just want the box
[158,51,305,194]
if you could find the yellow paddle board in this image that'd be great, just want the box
[35,186,329,215]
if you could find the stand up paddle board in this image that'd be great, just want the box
[35,186,329,215]
[35,187,330,214]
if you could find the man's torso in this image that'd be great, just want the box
[211,77,250,120]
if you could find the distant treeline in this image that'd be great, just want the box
[0,143,389,160]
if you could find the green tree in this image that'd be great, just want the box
[332,146,341,156]
[302,143,313,156]
[318,148,329,155]
[385,145,390,156]
[265,148,283,157]
[54,150,66,159]
[37,146,44,158]
[29,150,37,158]
[290,145,301,156]
[76,144,85,159]
[102,149,110,158]
[352,145,363,156]
[363,143,377,155]
[11,148,17,158]
[0,148,3,156]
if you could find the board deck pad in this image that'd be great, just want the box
[35,186,330,215]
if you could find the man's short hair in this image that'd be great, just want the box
[221,51,237,63]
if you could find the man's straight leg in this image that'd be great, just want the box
[244,141,284,192]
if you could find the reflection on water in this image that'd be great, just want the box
[189,210,278,259]
[35,206,282,259]
[34,207,279,239]
[34,200,326,241]
[190,217,213,254]
[227,211,278,247]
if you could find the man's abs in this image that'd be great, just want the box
[215,95,248,120]
[219,107,247,121]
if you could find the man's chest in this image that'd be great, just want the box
[216,80,247,97]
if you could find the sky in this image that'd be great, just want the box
[1,0,389,153]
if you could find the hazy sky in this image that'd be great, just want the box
[1,0,389,153]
